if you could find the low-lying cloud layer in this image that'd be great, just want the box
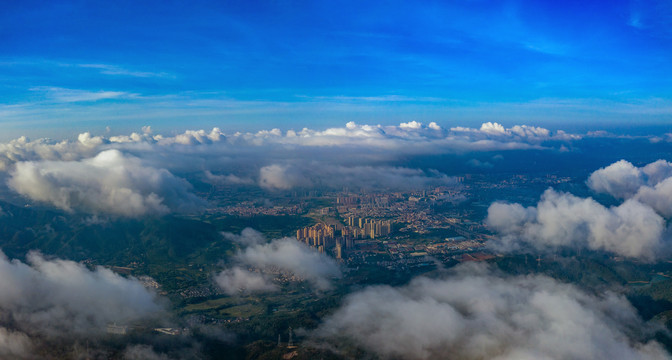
[8,149,203,217]
[123,345,171,360]
[0,121,584,215]
[237,238,341,290]
[258,164,456,191]
[214,267,278,295]
[312,264,667,360]
[0,250,163,357]
[486,189,667,261]
[0,122,578,171]
[0,132,106,172]
[487,159,672,261]
[0,328,32,359]
[215,229,341,294]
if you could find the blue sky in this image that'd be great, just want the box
[1,0,672,139]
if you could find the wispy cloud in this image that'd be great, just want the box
[295,95,446,103]
[29,87,134,103]
[627,0,672,38]
[215,229,341,293]
[3,88,672,143]
[77,63,174,78]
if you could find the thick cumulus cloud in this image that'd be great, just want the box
[0,132,107,171]
[0,250,162,342]
[634,179,672,217]
[450,122,577,142]
[588,159,672,199]
[486,189,667,261]
[8,149,203,216]
[487,160,672,261]
[312,264,667,360]
[279,121,577,152]
[588,159,672,217]
[215,229,341,293]
[588,160,649,199]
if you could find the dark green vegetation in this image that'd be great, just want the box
[0,201,221,264]
[206,214,314,239]
[0,200,356,358]
[4,195,672,359]
[0,201,314,288]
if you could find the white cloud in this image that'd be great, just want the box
[488,160,672,261]
[0,133,107,171]
[587,160,648,199]
[259,164,311,190]
[588,159,672,217]
[215,231,341,293]
[486,189,667,261]
[169,128,225,145]
[0,328,32,359]
[510,124,550,138]
[634,178,672,217]
[451,122,568,142]
[479,121,507,135]
[0,250,163,339]
[30,87,132,103]
[123,345,171,360]
[259,163,456,191]
[466,158,493,169]
[221,228,267,246]
[78,64,172,79]
[8,149,203,216]
[226,120,573,151]
[0,122,582,208]
[641,160,672,185]
[0,122,580,174]
[214,267,278,295]
[312,264,667,360]
[399,120,423,129]
[236,238,341,290]
[203,170,254,186]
